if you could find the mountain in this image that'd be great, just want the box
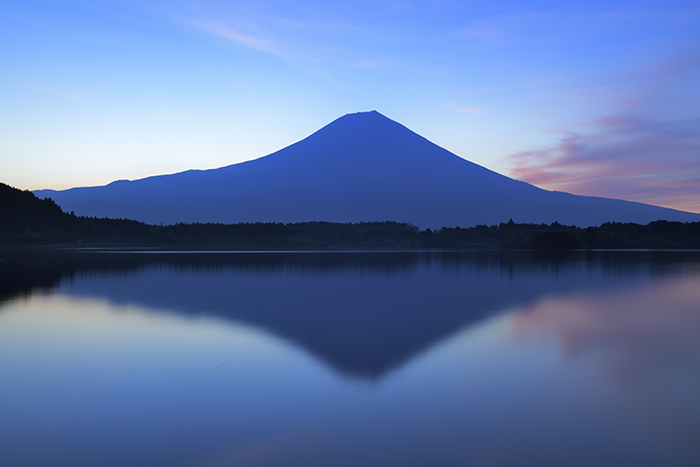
[34,111,700,228]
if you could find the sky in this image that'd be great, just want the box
[2,0,699,213]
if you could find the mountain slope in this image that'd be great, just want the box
[34,111,700,228]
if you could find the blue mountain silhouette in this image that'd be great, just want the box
[35,111,700,227]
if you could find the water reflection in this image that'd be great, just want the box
[0,250,699,466]
[511,273,700,448]
[2,250,697,379]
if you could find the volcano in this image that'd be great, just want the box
[35,111,700,228]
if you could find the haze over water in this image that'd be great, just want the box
[1,250,699,466]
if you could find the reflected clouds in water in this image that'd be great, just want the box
[510,273,700,446]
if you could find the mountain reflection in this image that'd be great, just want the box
[2,249,699,379]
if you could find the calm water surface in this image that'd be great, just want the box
[1,250,699,466]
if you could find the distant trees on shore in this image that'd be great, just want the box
[1,183,698,249]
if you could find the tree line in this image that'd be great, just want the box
[1,182,698,249]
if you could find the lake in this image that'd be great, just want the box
[1,249,699,466]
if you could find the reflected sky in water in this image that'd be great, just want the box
[1,250,699,466]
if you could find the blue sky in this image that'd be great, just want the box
[2,0,699,212]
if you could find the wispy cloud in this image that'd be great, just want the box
[187,20,283,56]
[442,102,493,114]
[506,116,700,212]
[179,2,320,64]
[458,106,481,114]
[175,1,415,70]
[503,47,700,213]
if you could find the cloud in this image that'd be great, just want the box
[187,20,282,57]
[441,102,491,114]
[175,2,412,69]
[504,50,700,213]
[458,106,481,114]
[506,117,700,212]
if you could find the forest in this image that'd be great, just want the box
[2,182,699,250]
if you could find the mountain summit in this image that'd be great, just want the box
[35,111,700,228]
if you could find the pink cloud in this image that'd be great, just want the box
[505,112,700,213]
[458,106,481,114]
